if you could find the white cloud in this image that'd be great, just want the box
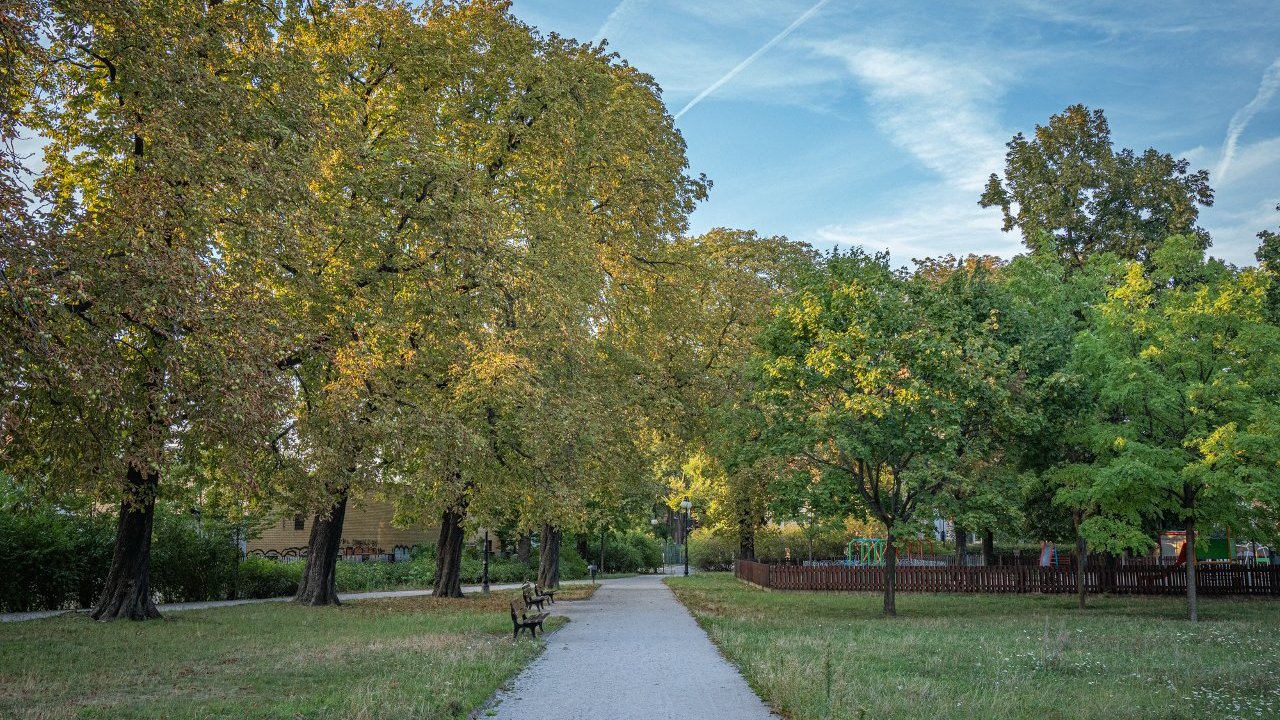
[798,43,1017,263]
[814,43,1010,192]
[1215,56,1280,184]
[811,186,1019,265]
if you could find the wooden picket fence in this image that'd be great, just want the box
[735,559,1280,596]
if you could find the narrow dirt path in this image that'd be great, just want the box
[483,573,776,719]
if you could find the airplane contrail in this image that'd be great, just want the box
[593,0,637,44]
[1216,56,1280,184]
[673,0,834,120]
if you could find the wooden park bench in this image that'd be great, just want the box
[522,583,550,611]
[535,583,557,604]
[510,600,548,640]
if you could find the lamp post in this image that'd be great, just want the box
[650,518,661,574]
[680,499,692,576]
[482,530,490,595]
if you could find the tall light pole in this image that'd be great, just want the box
[482,530,490,595]
[650,517,661,573]
[681,499,692,576]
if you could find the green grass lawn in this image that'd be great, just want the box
[0,585,594,720]
[668,573,1280,720]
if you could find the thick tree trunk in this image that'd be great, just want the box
[294,488,348,606]
[433,499,467,599]
[1185,517,1198,622]
[517,533,531,564]
[738,528,756,562]
[1074,512,1087,610]
[738,512,756,561]
[91,465,162,621]
[954,524,967,567]
[982,530,995,566]
[538,523,561,589]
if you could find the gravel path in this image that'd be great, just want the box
[0,580,579,623]
[483,573,776,720]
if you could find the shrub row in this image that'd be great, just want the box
[0,505,247,612]
[580,530,663,573]
[0,501,600,611]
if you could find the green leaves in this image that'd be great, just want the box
[981,104,1213,271]
[1064,242,1280,554]
[754,250,1021,531]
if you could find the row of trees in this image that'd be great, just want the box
[3,2,1274,626]
[686,105,1280,621]
[0,0,804,620]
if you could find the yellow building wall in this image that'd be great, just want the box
[248,499,438,558]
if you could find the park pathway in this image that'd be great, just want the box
[0,581,545,623]
[483,573,776,720]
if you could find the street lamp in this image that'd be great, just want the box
[482,530,490,595]
[680,499,692,576]
[650,518,662,574]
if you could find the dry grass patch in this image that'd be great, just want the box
[0,587,588,720]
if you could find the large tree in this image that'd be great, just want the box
[1068,235,1280,621]
[756,250,1018,616]
[1,0,298,620]
[362,2,708,596]
[980,104,1214,271]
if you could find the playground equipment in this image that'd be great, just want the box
[1039,541,1059,567]
[1162,530,1233,565]
[846,537,885,566]
[843,537,940,566]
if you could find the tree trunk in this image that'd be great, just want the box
[293,488,348,606]
[982,530,995,566]
[1185,517,1198,622]
[433,499,467,599]
[883,525,897,617]
[954,524,967,567]
[538,523,561,589]
[738,512,756,561]
[91,464,162,621]
[738,527,756,562]
[1074,511,1087,610]
[517,533,531,564]
[598,528,606,574]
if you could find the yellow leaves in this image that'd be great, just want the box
[1109,261,1153,310]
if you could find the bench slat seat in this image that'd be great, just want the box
[510,600,548,640]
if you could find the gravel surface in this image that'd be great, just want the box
[483,573,776,720]
[0,581,583,622]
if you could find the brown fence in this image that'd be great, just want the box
[734,559,1280,596]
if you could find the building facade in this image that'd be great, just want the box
[247,499,438,562]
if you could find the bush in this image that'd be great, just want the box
[0,503,114,612]
[584,530,663,573]
[559,546,588,580]
[689,529,736,571]
[237,556,302,598]
[150,512,241,603]
[755,525,851,562]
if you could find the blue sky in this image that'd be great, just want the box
[512,0,1280,266]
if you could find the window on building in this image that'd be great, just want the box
[294,515,305,531]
